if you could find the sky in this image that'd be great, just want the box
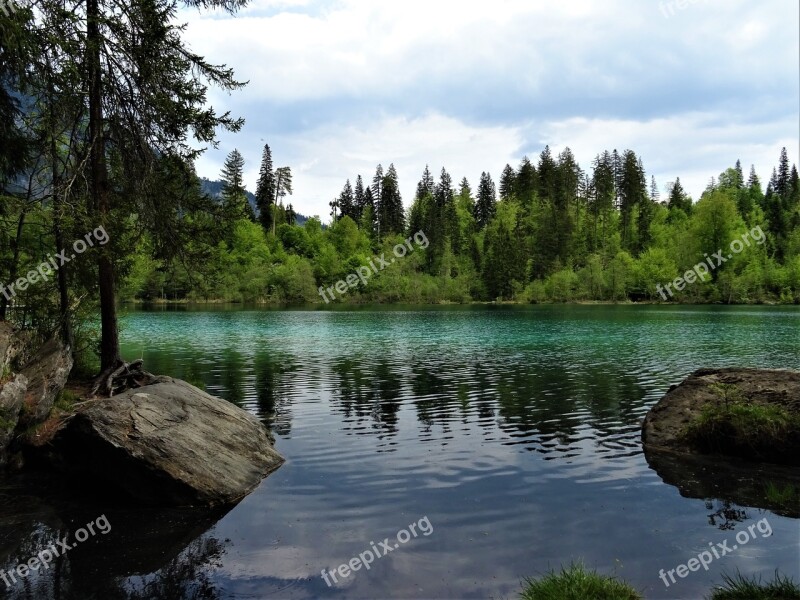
[181,0,800,221]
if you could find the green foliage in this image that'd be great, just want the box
[520,563,642,600]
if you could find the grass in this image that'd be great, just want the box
[54,388,80,412]
[520,563,642,600]
[764,482,799,508]
[708,571,800,599]
[683,395,800,464]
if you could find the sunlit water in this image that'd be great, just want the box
[1,305,799,599]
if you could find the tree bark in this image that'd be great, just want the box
[87,0,119,370]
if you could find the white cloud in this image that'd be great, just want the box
[183,0,799,218]
[196,113,524,218]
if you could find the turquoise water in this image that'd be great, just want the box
[1,305,799,599]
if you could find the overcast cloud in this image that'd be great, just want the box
[182,0,799,220]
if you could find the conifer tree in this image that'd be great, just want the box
[354,174,365,221]
[339,179,355,220]
[255,143,276,233]
[499,164,515,200]
[221,149,254,222]
[475,171,497,228]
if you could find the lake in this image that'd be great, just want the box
[1,305,799,599]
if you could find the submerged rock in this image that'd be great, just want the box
[47,377,284,507]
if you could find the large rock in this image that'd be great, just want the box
[18,338,73,426]
[50,377,284,507]
[642,367,800,462]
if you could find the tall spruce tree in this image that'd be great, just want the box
[668,177,690,214]
[339,179,355,221]
[499,164,516,200]
[475,171,497,229]
[220,148,253,222]
[354,174,365,221]
[255,143,276,233]
[380,164,404,235]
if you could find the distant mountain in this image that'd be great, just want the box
[199,177,308,226]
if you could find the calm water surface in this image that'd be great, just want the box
[1,305,799,599]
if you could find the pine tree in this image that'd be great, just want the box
[618,149,646,250]
[537,146,557,204]
[459,177,472,199]
[516,156,537,206]
[361,187,376,238]
[339,179,355,220]
[734,159,744,188]
[416,165,435,200]
[354,174,365,221]
[475,171,497,228]
[590,152,615,252]
[380,163,404,235]
[777,147,791,199]
[668,177,690,214]
[255,143,276,233]
[789,164,800,208]
[57,0,246,368]
[372,164,384,236]
[499,164,516,200]
[650,176,660,202]
[611,149,622,208]
[220,149,254,222]
[272,166,292,234]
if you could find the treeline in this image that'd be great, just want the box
[2,0,799,385]
[122,146,800,305]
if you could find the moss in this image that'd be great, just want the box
[707,570,800,599]
[520,563,642,600]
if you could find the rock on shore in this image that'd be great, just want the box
[1,324,284,507]
[47,377,285,506]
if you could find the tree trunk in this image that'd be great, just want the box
[48,73,74,350]
[87,0,119,370]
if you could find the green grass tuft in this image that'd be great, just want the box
[520,562,642,600]
[764,481,799,508]
[708,570,800,599]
